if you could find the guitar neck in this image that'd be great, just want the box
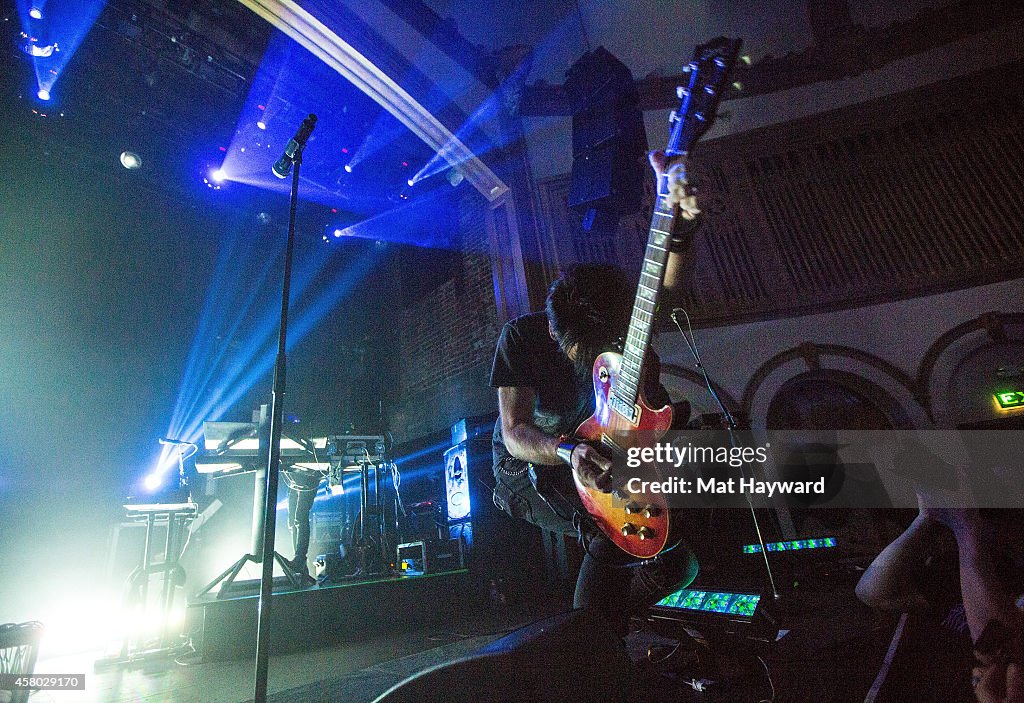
[609,36,741,416]
[614,195,675,409]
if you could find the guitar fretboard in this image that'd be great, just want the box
[612,197,675,414]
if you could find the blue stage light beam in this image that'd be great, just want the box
[409,55,534,187]
[141,244,383,492]
[327,187,465,251]
[142,220,292,491]
[16,0,107,101]
[392,438,455,466]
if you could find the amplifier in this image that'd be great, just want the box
[396,539,464,576]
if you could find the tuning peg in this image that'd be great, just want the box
[741,55,752,65]
[732,81,743,91]
[676,86,689,99]
[668,109,678,123]
[714,57,726,68]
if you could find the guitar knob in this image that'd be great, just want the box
[638,526,656,541]
[641,505,659,519]
[624,502,641,515]
[621,523,638,536]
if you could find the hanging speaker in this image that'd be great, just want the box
[564,47,647,219]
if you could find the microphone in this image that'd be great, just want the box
[159,437,194,446]
[272,113,318,179]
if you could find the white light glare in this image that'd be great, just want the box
[29,7,43,19]
[211,168,227,183]
[256,120,267,130]
[119,151,142,169]
[343,164,353,173]
[37,88,50,101]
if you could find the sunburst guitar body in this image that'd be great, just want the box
[573,351,674,559]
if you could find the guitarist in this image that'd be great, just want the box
[489,151,701,632]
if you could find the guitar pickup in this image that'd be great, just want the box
[608,394,640,424]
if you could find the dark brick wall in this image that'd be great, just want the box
[389,191,503,442]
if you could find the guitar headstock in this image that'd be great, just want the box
[666,37,743,157]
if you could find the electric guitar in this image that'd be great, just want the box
[571,38,742,558]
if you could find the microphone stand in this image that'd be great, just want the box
[253,143,304,703]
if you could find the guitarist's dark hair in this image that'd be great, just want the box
[546,263,633,375]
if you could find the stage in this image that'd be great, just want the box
[28,570,948,703]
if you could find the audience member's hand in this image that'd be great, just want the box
[571,443,613,493]
[916,484,981,535]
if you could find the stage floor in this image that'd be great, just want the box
[29,596,566,703]
[17,567,974,703]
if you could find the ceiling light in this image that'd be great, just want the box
[119,151,142,169]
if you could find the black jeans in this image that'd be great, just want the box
[493,457,699,632]
[284,470,321,564]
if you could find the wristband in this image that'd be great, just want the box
[668,213,702,252]
[556,441,577,466]
[668,233,693,253]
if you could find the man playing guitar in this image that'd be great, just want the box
[489,151,701,632]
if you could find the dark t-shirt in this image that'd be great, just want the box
[489,311,669,464]
[490,312,594,462]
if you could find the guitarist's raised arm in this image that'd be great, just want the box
[649,150,702,293]
[498,386,613,492]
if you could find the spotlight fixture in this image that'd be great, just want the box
[119,151,142,169]
[22,40,57,57]
[256,120,267,130]
[211,168,227,183]
[37,88,50,101]
[323,227,349,243]
[406,178,414,187]
[29,7,43,19]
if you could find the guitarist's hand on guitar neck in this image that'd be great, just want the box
[568,442,614,493]
[648,150,700,221]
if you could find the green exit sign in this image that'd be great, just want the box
[995,390,1024,410]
